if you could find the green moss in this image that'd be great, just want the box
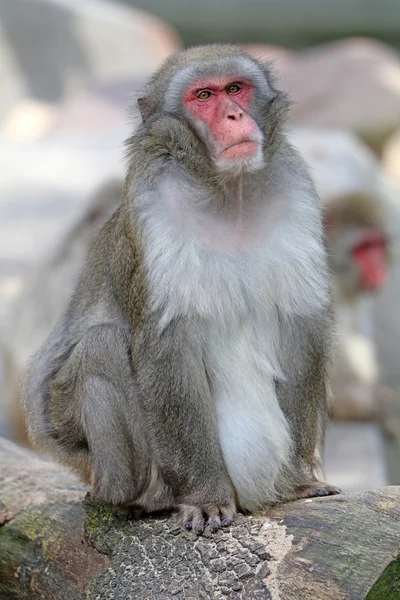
[84,501,114,536]
[84,500,141,558]
[0,527,31,572]
[0,502,87,598]
[0,522,48,599]
[84,500,119,555]
[0,505,69,572]
[367,555,400,600]
[13,509,53,541]
[10,507,65,562]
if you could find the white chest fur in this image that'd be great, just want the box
[137,174,328,509]
[204,311,292,509]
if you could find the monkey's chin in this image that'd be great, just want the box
[214,144,264,174]
[223,141,260,159]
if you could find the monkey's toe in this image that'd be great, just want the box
[295,482,341,499]
[209,514,221,533]
[179,503,235,535]
[181,505,204,534]
[311,488,329,496]
[111,503,144,520]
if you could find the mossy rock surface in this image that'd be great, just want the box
[1,437,400,599]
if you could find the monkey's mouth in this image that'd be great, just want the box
[221,140,260,159]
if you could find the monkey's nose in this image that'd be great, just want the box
[227,111,243,121]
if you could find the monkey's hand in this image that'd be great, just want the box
[178,486,236,535]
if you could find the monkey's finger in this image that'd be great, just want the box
[180,505,203,533]
[206,506,221,533]
[220,504,236,527]
[209,514,221,533]
[181,505,194,529]
[295,482,342,499]
[111,503,144,520]
[192,511,206,535]
[311,485,341,497]
[312,488,329,496]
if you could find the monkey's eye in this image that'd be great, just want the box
[227,83,241,95]
[196,90,212,101]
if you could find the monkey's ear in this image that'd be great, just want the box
[137,96,156,121]
[258,59,282,89]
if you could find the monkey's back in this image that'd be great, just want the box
[22,209,136,453]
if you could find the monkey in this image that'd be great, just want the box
[323,192,393,421]
[23,44,340,535]
[289,128,393,422]
[325,193,389,300]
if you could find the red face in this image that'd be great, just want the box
[352,230,388,291]
[183,76,262,162]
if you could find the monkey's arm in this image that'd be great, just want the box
[275,309,340,497]
[132,317,236,533]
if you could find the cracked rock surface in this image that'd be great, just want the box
[1,437,400,599]
[85,507,280,599]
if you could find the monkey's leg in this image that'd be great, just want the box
[132,317,236,534]
[276,313,341,500]
[49,326,173,512]
[81,374,154,507]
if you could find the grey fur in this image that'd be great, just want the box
[23,45,339,535]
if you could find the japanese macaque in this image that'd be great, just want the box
[324,193,392,420]
[326,195,388,299]
[23,45,339,535]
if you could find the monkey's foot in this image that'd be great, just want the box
[179,503,236,535]
[111,503,145,520]
[294,481,341,499]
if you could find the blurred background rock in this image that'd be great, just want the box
[1,0,400,494]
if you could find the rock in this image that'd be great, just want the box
[0,128,128,319]
[0,436,399,599]
[2,99,58,141]
[249,38,400,154]
[382,127,400,182]
[52,87,128,135]
[0,0,181,140]
[325,423,387,492]
[120,0,400,47]
[243,43,292,63]
[289,126,384,203]
[3,179,123,442]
